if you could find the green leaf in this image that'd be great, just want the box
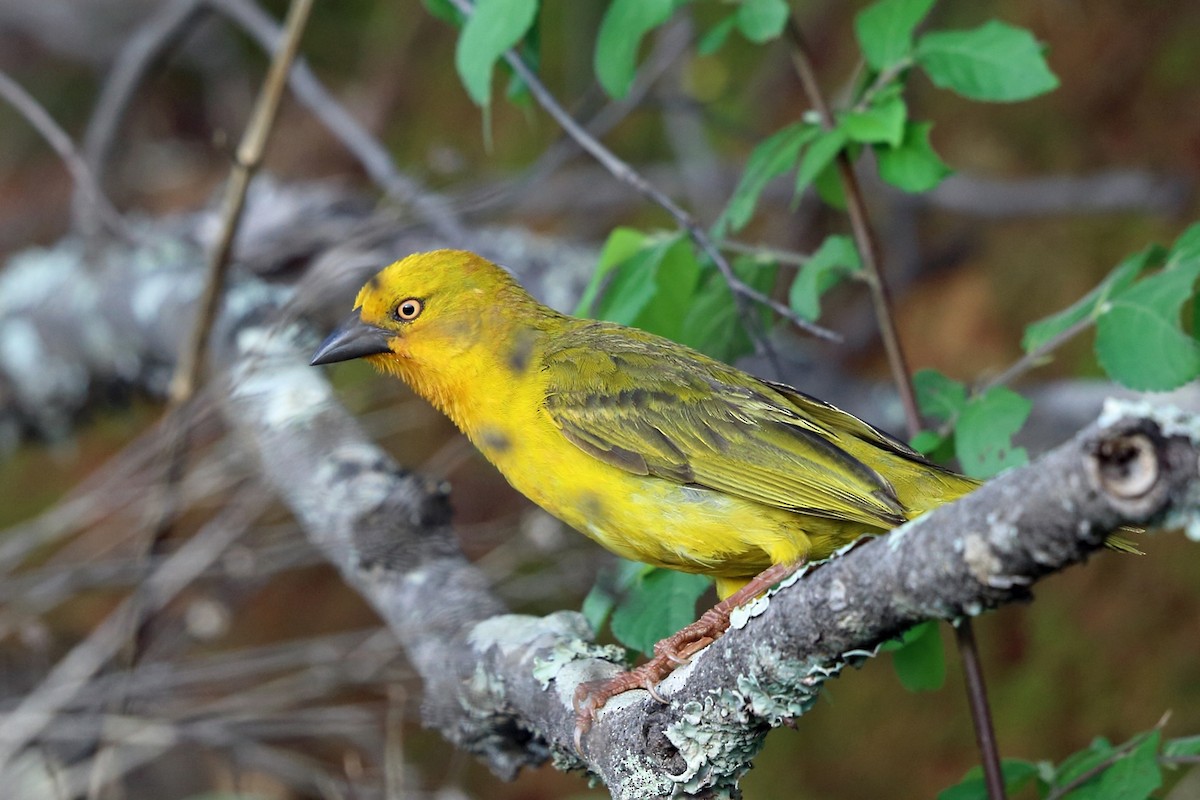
[788,234,861,321]
[595,0,676,98]
[1171,221,1200,263]
[454,0,539,106]
[1163,734,1200,758]
[885,621,945,692]
[1054,738,1116,788]
[876,121,952,192]
[916,20,1059,102]
[1095,252,1200,391]
[698,15,737,56]
[1021,245,1163,353]
[679,256,778,361]
[913,368,967,423]
[610,569,711,656]
[577,227,649,315]
[812,159,848,209]
[909,429,946,455]
[735,0,788,43]
[938,760,1039,800]
[841,92,908,146]
[588,234,702,340]
[955,386,1031,479]
[582,559,648,633]
[855,0,934,70]
[505,27,540,105]
[1063,731,1161,800]
[720,123,815,233]
[422,0,464,26]
[795,127,848,194]
[581,582,616,633]
[630,239,703,340]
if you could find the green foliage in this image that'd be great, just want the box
[1021,246,1163,353]
[880,620,946,691]
[594,0,676,98]
[1095,235,1200,391]
[453,0,538,106]
[913,370,1031,479]
[582,228,776,363]
[734,0,789,43]
[1024,223,1200,391]
[876,121,952,192]
[583,559,711,656]
[678,255,778,362]
[719,123,815,234]
[854,0,934,70]
[937,759,1039,800]
[840,90,907,146]
[787,234,861,321]
[914,368,968,423]
[943,729,1175,800]
[421,0,464,26]
[794,127,848,194]
[916,20,1060,102]
[955,386,1031,479]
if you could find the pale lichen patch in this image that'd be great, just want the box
[962,533,1001,585]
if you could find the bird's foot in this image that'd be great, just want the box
[572,657,679,752]
[572,606,736,751]
[572,561,804,752]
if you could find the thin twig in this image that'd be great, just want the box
[441,0,840,349]
[786,17,1005,800]
[0,69,132,242]
[454,14,691,218]
[976,314,1095,395]
[1043,713,1171,800]
[170,0,314,403]
[785,20,918,427]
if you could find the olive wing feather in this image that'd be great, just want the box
[541,324,908,527]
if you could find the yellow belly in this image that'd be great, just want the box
[466,407,886,593]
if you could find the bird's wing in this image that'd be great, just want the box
[541,324,908,527]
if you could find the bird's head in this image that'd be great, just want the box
[310,249,533,380]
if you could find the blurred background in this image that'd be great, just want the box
[1,1,1199,798]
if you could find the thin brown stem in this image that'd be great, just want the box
[1043,713,1170,800]
[976,314,1094,395]
[785,19,919,430]
[786,17,1004,800]
[955,620,1007,800]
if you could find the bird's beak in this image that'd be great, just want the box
[310,312,394,366]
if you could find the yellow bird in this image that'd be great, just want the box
[309,250,1123,731]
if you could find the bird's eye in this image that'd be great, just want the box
[394,298,423,321]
